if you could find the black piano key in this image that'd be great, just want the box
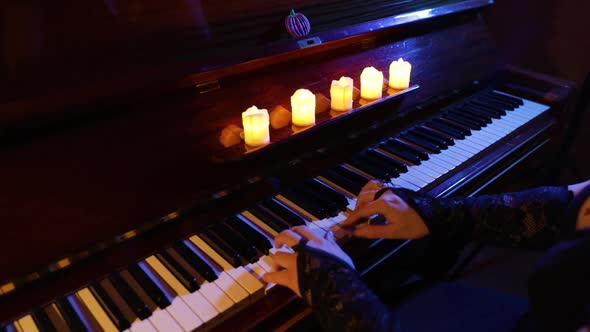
[357,152,401,177]
[31,308,57,332]
[108,272,152,320]
[463,103,502,118]
[399,132,441,153]
[249,204,291,231]
[442,113,481,130]
[408,128,450,148]
[447,108,489,125]
[382,139,427,162]
[320,168,362,194]
[88,281,131,331]
[44,304,74,332]
[282,188,329,218]
[55,298,88,332]
[173,241,217,282]
[260,199,306,226]
[425,120,465,139]
[414,126,454,145]
[304,179,349,211]
[365,148,409,171]
[470,95,518,111]
[378,142,420,164]
[455,107,493,123]
[128,262,172,308]
[155,250,201,292]
[331,165,371,187]
[291,185,340,217]
[348,157,389,179]
[199,228,242,268]
[211,223,259,262]
[431,118,471,136]
[467,100,506,115]
[225,216,272,254]
[486,91,523,106]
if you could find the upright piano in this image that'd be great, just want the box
[0,0,577,330]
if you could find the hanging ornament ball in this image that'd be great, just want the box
[285,9,311,38]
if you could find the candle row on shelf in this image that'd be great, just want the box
[226,58,412,148]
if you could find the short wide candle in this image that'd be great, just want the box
[242,106,270,147]
[291,89,316,126]
[330,77,354,112]
[389,58,412,89]
[360,66,383,100]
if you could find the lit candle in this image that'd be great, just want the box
[389,58,412,89]
[360,66,383,100]
[242,106,270,147]
[330,76,354,112]
[291,89,316,126]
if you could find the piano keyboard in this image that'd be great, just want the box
[1,90,550,332]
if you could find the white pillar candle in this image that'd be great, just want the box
[389,58,412,89]
[242,106,270,147]
[360,66,383,100]
[291,88,316,126]
[330,76,354,112]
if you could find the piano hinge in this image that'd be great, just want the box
[196,80,221,94]
[361,37,376,49]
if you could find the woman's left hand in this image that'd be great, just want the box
[262,225,354,297]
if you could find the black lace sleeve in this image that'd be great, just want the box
[297,246,396,332]
[392,186,574,249]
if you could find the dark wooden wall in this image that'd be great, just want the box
[485,0,590,180]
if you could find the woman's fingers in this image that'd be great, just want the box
[270,251,297,270]
[341,199,390,227]
[354,189,379,210]
[274,229,302,248]
[354,180,385,210]
[262,270,300,296]
[353,223,397,239]
[291,225,322,242]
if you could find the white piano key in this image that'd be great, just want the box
[142,257,208,328]
[442,148,468,162]
[316,176,356,199]
[240,211,279,237]
[417,160,448,175]
[225,267,264,295]
[452,141,480,154]
[445,145,471,159]
[188,235,233,271]
[188,236,252,301]
[199,282,234,312]
[390,177,421,191]
[213,272,249,303]
[398,172,427,188]
[257,255,277,273]
[145,256,189,296]
[77,288,119,332]
[275,194,323,222]
[130,319,158,332]
[245,262,266,280]
[149,310,183,332]
[182,291,218,324]
[68,295,103,332]
[16,315,39,332]
[430,155,457,171]
[166,298,203,331]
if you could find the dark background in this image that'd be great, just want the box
[486,0,590,180]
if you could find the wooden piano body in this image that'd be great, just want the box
[0,0,576,330]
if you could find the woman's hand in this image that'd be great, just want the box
[335,182,430,240]
[262,225,354,297]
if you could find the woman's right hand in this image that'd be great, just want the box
[334,182,430,240]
